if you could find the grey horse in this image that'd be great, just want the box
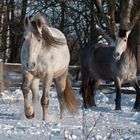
[21,14,79,121]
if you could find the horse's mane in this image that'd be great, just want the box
[30,14,65,47]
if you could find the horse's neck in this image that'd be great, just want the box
[39,46,51,57]
[121,48,136,64]
[125,47,135,58]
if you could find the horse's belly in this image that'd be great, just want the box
[53,65,68,78]
[94,64,113,80]
[53,49,70,78]
[98,73,113,81]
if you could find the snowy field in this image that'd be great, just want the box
[0,86,140,140]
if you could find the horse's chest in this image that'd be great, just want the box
[29,63,48,78]
[116,60,136,81]
[30,62,68,79]
[30,70,45,78]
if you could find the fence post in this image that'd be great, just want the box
[0,59,4,92]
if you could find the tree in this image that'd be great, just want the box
[0,0,140,65]
[8,0,28,63]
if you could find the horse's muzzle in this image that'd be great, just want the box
[113,51,120,61]
[26,62,36,71]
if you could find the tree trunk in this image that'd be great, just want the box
[1,0,8,62]
[120,0,133,30]
[21,0,28,21]
[8,0,28,63]
[108,0,115,39]
[59,1,66,32]
[89,0,99,44]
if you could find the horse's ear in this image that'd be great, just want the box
[36,19,43,35]
[24,17,30,28]
[126,30,131,38]
[30,19,42,35]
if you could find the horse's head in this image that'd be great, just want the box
[22,14,45,71]
[113,29,131,61]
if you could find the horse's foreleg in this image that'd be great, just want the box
[114,78,122,110]
[22,72,34,119]
[31,79,40,104]
[132,79,140,111]
[41,74,53,121]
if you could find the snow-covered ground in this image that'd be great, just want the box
[0,87,140,140]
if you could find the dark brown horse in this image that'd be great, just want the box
[80,29,140,111]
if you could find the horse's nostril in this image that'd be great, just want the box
[116,52,120,57]
[32,62,35,67]
[114,52,120,58]
[27,62,36,70]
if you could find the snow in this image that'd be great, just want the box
[0,87,140,140]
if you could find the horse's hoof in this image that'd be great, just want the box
[133,103,140,110]
[25,112,35,119]
[115,107,121,110]
[92,103,96,107]
[132,107,140,112]
[82,104,87,109]
[83,104,96,109]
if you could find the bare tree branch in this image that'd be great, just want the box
[130,10,140,30]
[95,16,116,46]
[120,0,133,30]
[120,0,140,31]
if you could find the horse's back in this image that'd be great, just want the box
[48,27,70,66]
[81,45,115,80]
[48,27,67,42]
[93,47,115,79]
[45,27,70,77]
[81,44,137,82]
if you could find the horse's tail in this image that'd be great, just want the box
[63,76,79,113]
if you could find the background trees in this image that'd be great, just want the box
[0,0,140,65]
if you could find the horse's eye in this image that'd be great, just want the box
[124,39,127,42]
[23,38,25,42]
[36,36,41,42]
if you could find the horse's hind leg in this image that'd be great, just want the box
[31,78,40,104]
[55,70,78,119]
[83,78,99,108]
[81,74,99,108]
[89,79,100,107]
[81,71,91,108]
[54,71,67,119]
[131,78,140,111]
[114,78,122,110]
[22,72,34,119]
